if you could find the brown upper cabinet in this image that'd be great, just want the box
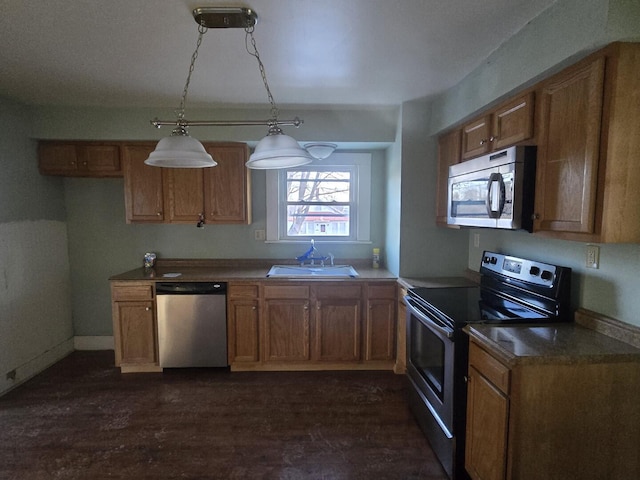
[39,141,122,177]
[461,92,535,160]
[436,129,462,226]
[122,142,252,225]
[533,42,640,243]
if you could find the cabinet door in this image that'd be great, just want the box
[465,365,509,480]
[38,143,80,174]
[263,298,311,362]
[492,92,534,150]
[436,129,461,225]
[204,144,251,224]
[123,144,165,223]
[228,298,260,363]
[314,298,361,362]
[534,57,605,234]
[163,168,205,223]
[365,298,396,361]
[313,284,362,362]
[114,301,157,365]
[462,115,492,160]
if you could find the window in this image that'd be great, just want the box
[266,153,371,243]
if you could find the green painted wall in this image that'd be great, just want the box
[0,96,73,395]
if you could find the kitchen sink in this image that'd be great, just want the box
[266,265,359,278]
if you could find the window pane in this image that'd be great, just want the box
[286,171,351,203]
[286,206,350,236]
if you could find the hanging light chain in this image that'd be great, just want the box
[245,25,279,124]
[177,23,208,123]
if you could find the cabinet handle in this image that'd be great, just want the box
[304,303,309,311]
[489,136,497,142]
[156,212,162,216]
[464,375,470,383]
[82,161,88,166]
[252,306,256,310]
[70,161,76,165]
[531,213,540,220]
[479,139,487,145]
[145,307,150,311]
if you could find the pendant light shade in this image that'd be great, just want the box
[144,128,217,168]
[246,127,313,169]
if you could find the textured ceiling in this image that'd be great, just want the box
[0,0,556,109]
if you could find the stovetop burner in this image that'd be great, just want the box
[407,251,572,329]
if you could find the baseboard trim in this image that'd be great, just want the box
[1,338,75,397]
[74,336,114,351]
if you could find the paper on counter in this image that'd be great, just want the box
[162,273,182,278]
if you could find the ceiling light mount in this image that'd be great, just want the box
[144,5,312,170]
[192,7,258,29]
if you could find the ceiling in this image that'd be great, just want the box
[0,0,556,110]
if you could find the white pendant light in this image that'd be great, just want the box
[146,7,309,170]
[246,126,313,169]
[145,126,216,168]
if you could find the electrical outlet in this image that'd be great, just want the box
[254,229,265,241]
[473,233,480,248]
[585,245,600,269]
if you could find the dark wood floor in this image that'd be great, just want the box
[0,351,447,479]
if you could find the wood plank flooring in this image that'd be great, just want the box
[0,351,448,479]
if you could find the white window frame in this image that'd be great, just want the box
[266,152,371,243]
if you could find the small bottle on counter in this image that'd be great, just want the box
[372,248,380,269]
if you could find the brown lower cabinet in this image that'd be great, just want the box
[110,281,161,373]
[227,281,397,371]
[112,279,397,373]
[465,339,640,480]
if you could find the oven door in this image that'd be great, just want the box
[405,296,455,437]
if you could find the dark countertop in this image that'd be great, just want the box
[109,259,397,282]
[398,269,481,290]
[466,323,640,367]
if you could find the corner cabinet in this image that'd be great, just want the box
[110,281,161,373]
[436,129,462,226]
[122,142,251,225]
[533,42,640,242]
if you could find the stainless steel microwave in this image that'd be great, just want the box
[447,146,536,230]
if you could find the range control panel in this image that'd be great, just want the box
[481,252,556,286]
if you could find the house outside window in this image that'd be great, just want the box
[266,153,371,243]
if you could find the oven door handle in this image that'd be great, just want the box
[405,297,454,339]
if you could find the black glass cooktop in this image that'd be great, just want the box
[408,286,550,328]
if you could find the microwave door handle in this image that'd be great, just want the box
[486,173,502,218]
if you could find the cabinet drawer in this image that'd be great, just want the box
[469,342,510,394]
[315,284,362,299]
[368,284,396,299]
[229,283,259,298]
[112,284,154,301]
[264,285,310,299]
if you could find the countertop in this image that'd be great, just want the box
[109,259,397,282]
[466,323,640,367]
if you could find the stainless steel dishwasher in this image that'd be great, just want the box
[156,282,228,368]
